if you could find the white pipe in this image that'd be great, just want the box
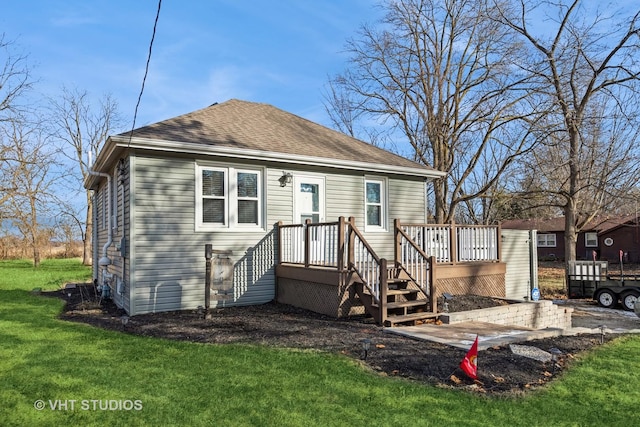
[87,151,113,266]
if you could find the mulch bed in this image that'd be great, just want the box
[54,284,617,396]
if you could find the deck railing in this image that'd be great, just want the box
[278,217,384,304]
[398,221,500,263]
[348,220,384,304]
[279,220,343,267]
[278,218,499,308]
[394,222,434,303]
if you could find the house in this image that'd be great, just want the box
[86,99,507,325]
[502,215,640,263]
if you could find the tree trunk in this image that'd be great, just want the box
[433,178,447,223]
[32,242,40,267]
[564,122,580,272]
[564,204,577,263]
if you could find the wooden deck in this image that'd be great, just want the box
[276,217,505,326]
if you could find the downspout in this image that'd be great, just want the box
[87,152,113,267]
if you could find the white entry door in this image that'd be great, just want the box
[293,176,325,264]
[293,176,325,224]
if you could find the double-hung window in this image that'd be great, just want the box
[197,164,263,230]
[585,232,598,247]
[364,177,387,231]
[537,234,556,247]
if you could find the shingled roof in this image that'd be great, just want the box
[501,214,639,233]
[117,99,440,174]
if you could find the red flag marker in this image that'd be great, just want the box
[460,335,479,380]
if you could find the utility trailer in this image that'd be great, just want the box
[567,260,640,311]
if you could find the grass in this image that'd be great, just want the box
[538,262,567,298]
[1,259,640,426]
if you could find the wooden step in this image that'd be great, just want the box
[385,312,440,327]
[362,288,419,298]
[387,289,419,296]
[387,279,410,289]
[374,299,428,309]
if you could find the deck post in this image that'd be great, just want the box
[429,256,437,313]
[393,218,401,266]
[347,217,356,268]
[379,258,388,326]
[449,220,457,264]
[204,244,212,318]
[304,219,311,267]
[276,221,283,265]
[337,216,345,271]
[496,222,502,262]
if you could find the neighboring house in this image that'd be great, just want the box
[87,99,511,324]
[502,215,640,262]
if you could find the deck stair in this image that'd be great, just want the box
[354,266,437,327]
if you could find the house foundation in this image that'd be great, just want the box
[276,266,365,317]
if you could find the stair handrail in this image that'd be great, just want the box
[395,220,436,313]
[346,217,385,306]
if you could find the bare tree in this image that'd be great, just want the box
[493,0,640,263]
[0,34,31,121]
[2,117,62,267]
[49,87,123,265]
[325,0,539,223]
[54,213,83,258]
[0,34,32,207]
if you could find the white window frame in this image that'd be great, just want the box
[537,233,556,247]
[364,177,387,232]
[585,232,598,248]
[195,163,264,231]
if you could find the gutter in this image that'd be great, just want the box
[108,135,448,180]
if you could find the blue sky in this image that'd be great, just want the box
[2,0,382,130]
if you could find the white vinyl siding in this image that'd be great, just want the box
[127,156,275,315]
[503,229,538,300]
[327,172,425,260]
[100,190,106,230]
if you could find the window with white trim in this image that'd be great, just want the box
[537,233,556,247]
[196,164,263,230]
[364,178,386,231]
[585,232,598,247]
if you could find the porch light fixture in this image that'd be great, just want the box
[279,172,293,187]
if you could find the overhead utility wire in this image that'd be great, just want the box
[127,0,162,147]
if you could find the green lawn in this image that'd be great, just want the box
[1,259,639,426]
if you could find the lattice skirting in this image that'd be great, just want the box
[436,274,505,298]
[277,278,364,317]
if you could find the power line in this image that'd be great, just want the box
[128,0,162,147]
